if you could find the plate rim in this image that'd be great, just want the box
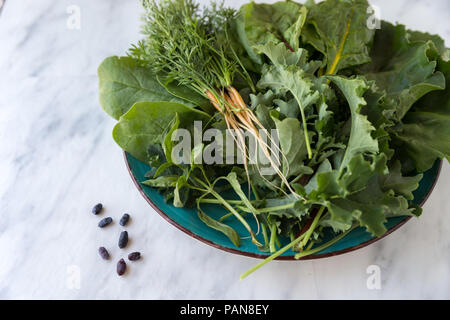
[124,151,443,261]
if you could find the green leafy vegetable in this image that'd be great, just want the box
[364,24,446,120]
[328,76,379,171]
[272,115,310,177]
[257,45,320,158]
[197,207,241,247]
[112,101,209,162]
[98,0,450,279]
[303,0,374,74]
[234,1,307,63]
[98,56,202,119]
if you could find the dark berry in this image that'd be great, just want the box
[98,247,110,260]
[117,259,126,276]
[98,217,113,228]
[92,203,103,215]
[128,252,141,261]
[118,231,128,248]
[119,214,130,226]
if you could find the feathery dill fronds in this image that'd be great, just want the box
[131,0,238,99]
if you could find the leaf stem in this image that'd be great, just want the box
[269,222,277,253]
[240,232,307,280]
[297,206,325,250]
[294,226,356,259]
[240,206,325,280]
[255,203,297,214]
[293,95,313,159]
[219,210,248,222]
[199,198,244,205]
[198,198,300,214]
[218,212,234,222]
[209,189,261,246]
[261,224,269,247]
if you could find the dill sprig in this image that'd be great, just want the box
[131,0,239,99]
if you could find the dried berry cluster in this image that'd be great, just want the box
[92,203,142,276]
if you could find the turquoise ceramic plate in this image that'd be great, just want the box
[125,152,442,260]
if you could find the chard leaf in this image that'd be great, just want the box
[98,56,199,119]
[303,0,375,74]
[197,207,241,247]
[360,21,409,73]
[113,101,209,162]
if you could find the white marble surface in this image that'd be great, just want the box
[0,0,449,300]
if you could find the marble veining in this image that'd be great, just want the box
[0,0,449,299]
